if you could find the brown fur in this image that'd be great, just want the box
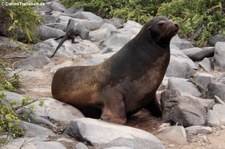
[51,16,179,124]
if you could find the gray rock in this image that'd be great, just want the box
[14,54,51,70]
[100,23,117,32]
[1,138,36,149]
[208,83,225,101]
[214,42,225,71]
[199,58,212,72]
[207,104,225,127]
[75,142,88,149]
[171,35,194,50]
[71,11,103,22]
[123,20,142,30]
[106,18,124,28]
[75,52,116,66]
[207,109,221,127]
[185,126,212,135]
[166,45,196,78]
[26,98,84,124]
[36,25,65,40]
[29,141,67,149]
[192,72,215,95]
[59,17,103,31]
[35,39,99,57]
[1,90,25,107]
[183,47,202,57]
[183,47,214,61]
[16,107,55,128]
[156,126,187,144]
[64,7,82,14]
[46,1,66,12]
[183,94,215,109]
[21,121,55,139]
[103,32,135,52]
[34,39,57,56]
[46,22,68,31]
[65,118,165,149]
[71,40,100,55]
[168,77,201,97]
[208,34,225,46]
[89,28,111,42]
[2,139,67,149]
[161,89,207,127]
[43,14,59,24]
[0,36,28,49]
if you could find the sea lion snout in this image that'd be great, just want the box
[160,20,179,38]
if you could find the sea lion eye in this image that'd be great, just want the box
[157,20,165,26]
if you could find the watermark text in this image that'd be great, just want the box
[1,2,45,6]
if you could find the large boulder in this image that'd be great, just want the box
[199,58,213,72]
[208,83,225,101]
[65,118,165,149]
[170,35,194,50]
[36,25,65,40]
[46,1,66,12]
[103,32,135,52]
[182,47,214,61]
[21,121,55,139]
[25,98,84,124]
[166,45,196,79]
[14,54,51,70]
[58,17,103,31]
[214,42,225,71]
[1,138,67,149]
[160,89,207,127]
[70,11,103,22]
[75,52,116,66]
[208,34,225,46]
[156,126,187,144]
[168,77,201,97]
[34,39,99,57]
[89,28,111,42]
[207,104,225,127]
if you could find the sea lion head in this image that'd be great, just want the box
[142,16,179,46]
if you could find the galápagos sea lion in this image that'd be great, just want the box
[51,16,179,124]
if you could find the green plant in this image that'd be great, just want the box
[0,93,25,146]
[157,0,225,46]
[0,67,20,91]
[0,61,23,146]
[0,0,44,42]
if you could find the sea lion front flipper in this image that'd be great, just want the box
[100,86,127,124]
